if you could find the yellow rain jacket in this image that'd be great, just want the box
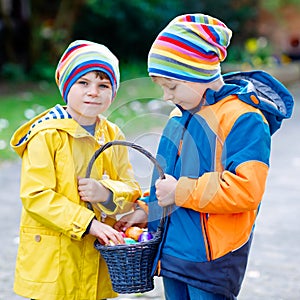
[10,104,141,300]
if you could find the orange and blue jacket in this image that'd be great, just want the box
[147,71,294,299]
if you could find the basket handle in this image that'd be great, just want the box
[85,140,165,180]
[85,140,165,211]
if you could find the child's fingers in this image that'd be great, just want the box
[113,221,123,231]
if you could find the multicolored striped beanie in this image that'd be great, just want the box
[148,13,232,83]
[55,40,120,102]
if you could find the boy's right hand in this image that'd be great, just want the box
[114,209,148,232]
[89,219,124,245]
[78,177,111,204]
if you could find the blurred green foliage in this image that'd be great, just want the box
[73,0,259,61]
[261,0,300,10]
[0,0,261,82]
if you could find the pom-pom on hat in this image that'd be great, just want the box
[55,40,120,102]
[148,13,232,83]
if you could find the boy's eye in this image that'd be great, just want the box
[78,80,88,85]
[169,85,176,90]
[99,84,110,89]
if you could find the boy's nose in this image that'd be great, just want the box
[163,91,174,101]
[87,85,98,96]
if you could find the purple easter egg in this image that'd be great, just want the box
[138,231,153,242]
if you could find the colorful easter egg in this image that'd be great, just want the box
[125,226,144,241]
[124,237,137,244]
[138,231,153,242]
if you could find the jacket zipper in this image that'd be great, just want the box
[201,213,212,261]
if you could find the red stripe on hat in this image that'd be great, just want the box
[202,24,218,44]
[158,35,215,59]
[60,44,89,64]
[186,15,192,22]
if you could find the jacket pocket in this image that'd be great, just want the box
[17,227,60,283]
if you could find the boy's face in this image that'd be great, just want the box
[152,76,208,110]
[66,71,113,125]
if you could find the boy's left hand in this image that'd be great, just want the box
[114,209,148,232]
[78,177,110,203]
[155,174,177,207]
[89,219,125,245]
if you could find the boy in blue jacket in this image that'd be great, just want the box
[115,13,293,299]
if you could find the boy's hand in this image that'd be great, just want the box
[155,174,177,207]
[78,177,110,203]
[114,209,148,232]
[89,219,125,245]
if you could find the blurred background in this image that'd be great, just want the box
[0,0,300,161]
[1,0,300,81]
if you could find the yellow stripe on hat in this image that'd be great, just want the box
[153,48,218,70]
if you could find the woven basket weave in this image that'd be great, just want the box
[86,140,165,294]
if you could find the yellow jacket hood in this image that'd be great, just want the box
[11,104,90,157]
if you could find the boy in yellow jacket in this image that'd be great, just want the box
[10,40,141,300]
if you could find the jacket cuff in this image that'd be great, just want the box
[100,190,116,211]
[70,208,95,240]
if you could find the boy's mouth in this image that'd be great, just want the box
[84,101,101,105]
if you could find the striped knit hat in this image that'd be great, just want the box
[55,40,120,102]
[148,13,232,83]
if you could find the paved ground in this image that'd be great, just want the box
[1,82,299,299]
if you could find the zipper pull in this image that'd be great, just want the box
[102,171,109,180]
[101,211,107,223]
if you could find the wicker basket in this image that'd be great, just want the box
[86,140,165,294]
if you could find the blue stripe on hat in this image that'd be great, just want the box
[148,67,220,83]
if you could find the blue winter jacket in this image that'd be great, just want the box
[148,71,294,299]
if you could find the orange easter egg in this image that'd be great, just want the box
[125,226,144,241]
